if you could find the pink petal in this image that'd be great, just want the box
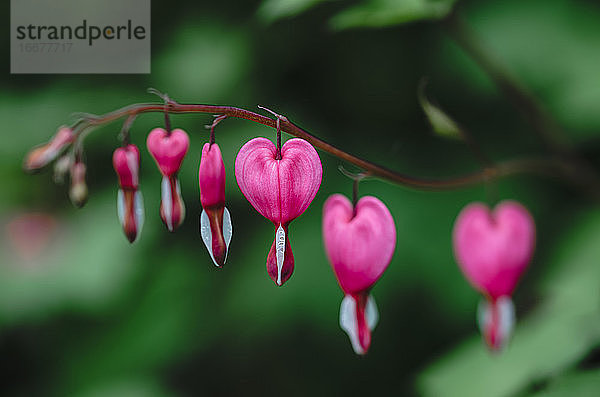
[199,143,226,208]
[113,144,140,189]
[147,128,189,176]
[234,137,322,225]
[453,201,535,299]
[323,194,396,294]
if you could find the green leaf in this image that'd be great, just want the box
[526,369,600,397]
[418,209,600,397]
[257,0,332,23]
[418,81,464,140]
[330,0,456,30]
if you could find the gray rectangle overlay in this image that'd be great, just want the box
[11,0,150,74]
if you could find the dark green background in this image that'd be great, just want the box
[1,0,599,396]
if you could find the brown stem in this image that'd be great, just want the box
[73,100,599,195]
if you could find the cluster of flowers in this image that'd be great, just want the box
[25,124,536,355]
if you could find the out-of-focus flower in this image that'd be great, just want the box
[24,126,74,172]
[453,200,535,351]
[323,194,396,355]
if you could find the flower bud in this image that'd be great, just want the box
[199,143,232,267]
[24,126,75,172]
[69,161,88,208]
[53,155,72,184]
[113,145,144,243]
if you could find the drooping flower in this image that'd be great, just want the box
[199,142,232,267]
[322,194,396,355]
[24,126,75,172]
[235,137,322,285]
[69,160,88,208]
[113,144,144,243]
[453,200,535,351]
[146,128,189,231]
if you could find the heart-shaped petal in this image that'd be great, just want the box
[147,128,189,176]
[235,137,322,225]
[323,194,396,294]
[453,201,535,300]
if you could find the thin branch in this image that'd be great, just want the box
[72,100,599,195]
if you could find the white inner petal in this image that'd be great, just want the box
[175,178,185,222]
[117,189,125,227]
[340,295,363,355]
[497,296,515,348]
[223,207,233,261]
[366,295,379,331]
[134,191,144,242]
[275,224,286,286]
[477,296,516,350]
[161,176,173,231]
[200,210,217,266]
[477,299,490,335]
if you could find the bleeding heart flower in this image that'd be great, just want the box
[235,137,322,285]
[147,128,189,231]
[199,142,232,267]
[323,194,396,355]
[113,144,144,243]
[24,126,75,172]
[453,200,535,351]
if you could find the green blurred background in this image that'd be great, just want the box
[1,0,600,396]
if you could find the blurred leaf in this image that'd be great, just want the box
[330,0,456,30]
[418,80,463,140]
[526,369,600,397]
[418,209,600,397]
[257,0,332,22]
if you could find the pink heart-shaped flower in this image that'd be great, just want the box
[323,194,396,294]
[235,137,322,226]
[322,194,396,355]
[146,128,189,176]
[453,201,535,301]
[235,137,322,285]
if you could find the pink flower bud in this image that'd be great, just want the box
[146,128,189,232]
[113,145,144,243]
[199,143,232,267]
[323,194,396,355]
[453,200,535,351]
[24,126,75,172]
[113,144,140,190]
[69,161,88,208]
[235,137,322,285]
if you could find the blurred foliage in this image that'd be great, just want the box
[1,0,600,396]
